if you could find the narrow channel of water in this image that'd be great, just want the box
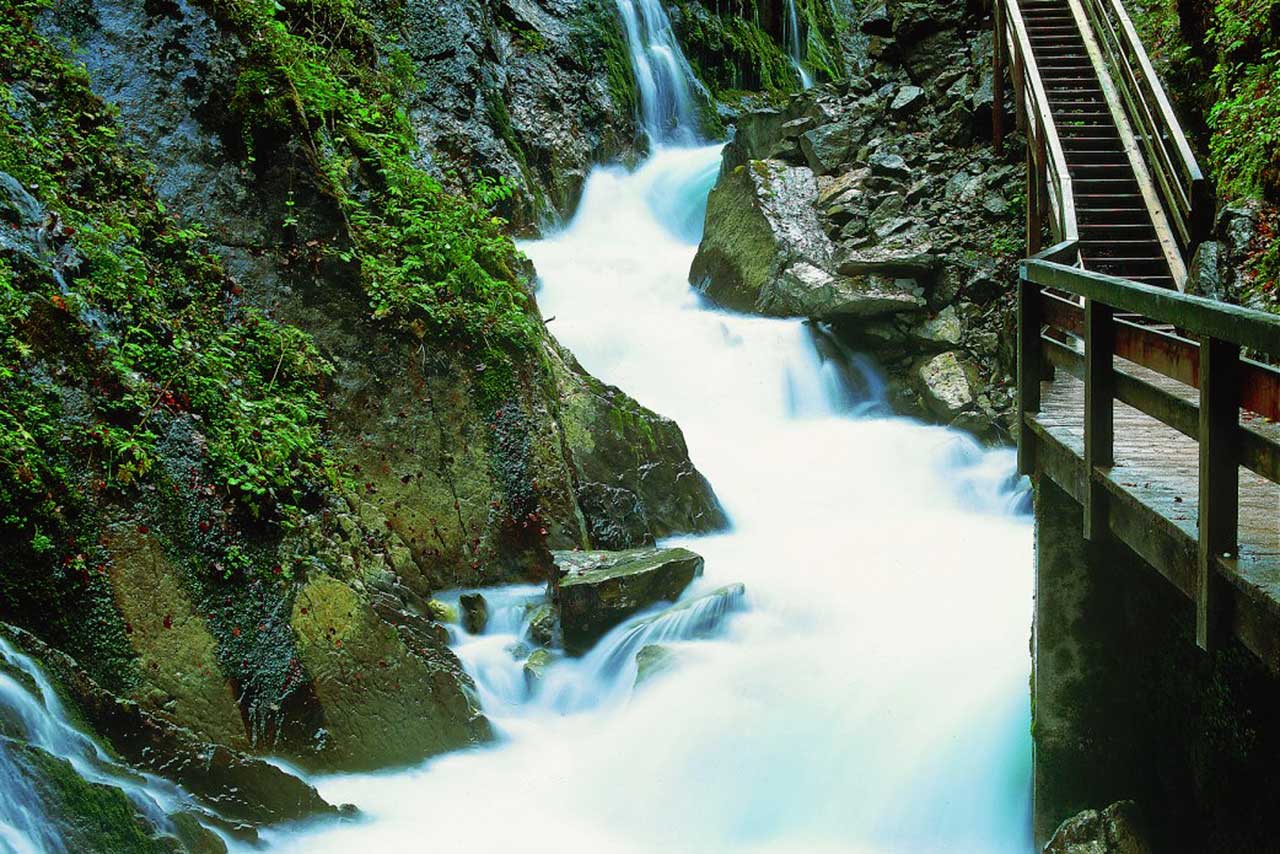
[254,144,1034,852]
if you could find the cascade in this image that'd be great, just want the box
[249,146,1035,854]
[613,0,708,143]
[0,637,213,853]
[784,0,816,89]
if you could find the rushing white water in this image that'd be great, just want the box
[251,144,1034,853]
[784,0,816,89]
[0,637,221,854]
[615,0,708,142]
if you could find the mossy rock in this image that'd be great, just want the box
[634,643,679,686]
[103,527,246,749]
[552,346,727,548]
[290,576,491,771]
[3,737,181,853]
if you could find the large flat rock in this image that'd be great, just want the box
[554,548,704,655]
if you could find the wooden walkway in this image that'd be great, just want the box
[1029,365,1280,663]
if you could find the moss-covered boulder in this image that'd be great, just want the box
[690,159,833,314]
[634,643,678,686]
[291,576,490,772]
[555,547,704,654]
[554,347,727,549]
[101,527,246,750]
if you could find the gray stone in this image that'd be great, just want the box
[909,305,963,347]
[800,122,856,175]
[761,263,926,319]
[915,351,979,418]
[690,159,834,314]
[869,152,911,179]
[1045,801,1152,854]
[890,85,926,115]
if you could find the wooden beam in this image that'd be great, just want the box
[1025,261,1280,358]
[994,0,1005,153]
[1035,289,1280,422]
[1197,336,1241,651]
[1018,272,1044,476]
[1084,298,1115,541]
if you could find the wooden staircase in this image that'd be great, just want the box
[1017,0,1174,289]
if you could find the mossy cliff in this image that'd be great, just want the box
[669,0,847,100]
[0,0,723,792]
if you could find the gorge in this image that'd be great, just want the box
[0,0,1276,848]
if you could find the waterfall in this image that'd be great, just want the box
[252,145,1034,853]
[783,0,815,89]
[0,636,218,853]
[614,0,708,143]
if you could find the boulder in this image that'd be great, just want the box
[2,738,225,853]
[915,351,979,419]
[1044,801,1152,854]
[459,594,489,635]
[869,152,912,179]
[890,85,926,116]
[554,548,704,655]
[290,577,491,771]
[553,347,727,547]
[690,159,834,315]
[761,263,926,319]
[800,122,857,175]
[525,602,559,648]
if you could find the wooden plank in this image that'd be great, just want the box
[1026,261,1280,357]
[1028,373,1280,670]
[1085,298,1115,541]
[1198,336,1241,650]
[1018,276,1044,476]
[1041,334,1280,486]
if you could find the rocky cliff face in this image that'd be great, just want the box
[0,0,723,827]
[691,0,1026,440]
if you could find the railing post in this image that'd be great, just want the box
[1083,298,1115,542]
[1196,335,1240,651]
[1026,134,1046,254]
[1017,265,1042,476]
[994,0,1005,153]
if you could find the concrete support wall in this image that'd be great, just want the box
[1032,471,1280,852]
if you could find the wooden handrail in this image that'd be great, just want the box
[1076,0,1210,254]
[1018,260,1280,652]
[997,0,1079,252]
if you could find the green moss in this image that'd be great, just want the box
[669,0,844,100]
[206,0,539,353]
[572,0,640,123]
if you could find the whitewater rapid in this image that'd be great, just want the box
[252,145,1034,853]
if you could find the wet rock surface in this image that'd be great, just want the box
[554,547,705,654]
[0,624,338,826]
[1044,801,1152,854]
[693,3,1026,440]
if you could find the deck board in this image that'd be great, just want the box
[1030,368,1280,660]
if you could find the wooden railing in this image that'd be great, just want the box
[1017,260,1280,650]
[993,0,1079,256]
[1075,0,1212,255]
